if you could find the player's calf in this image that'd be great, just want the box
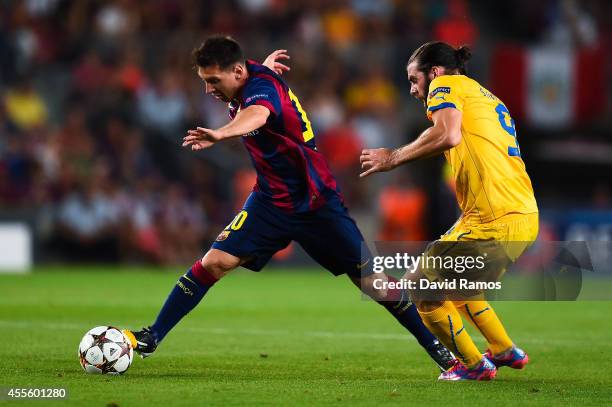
[129,250,243,358]
[350,274,455,371]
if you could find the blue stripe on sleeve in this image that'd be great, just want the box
[427,102,457,112]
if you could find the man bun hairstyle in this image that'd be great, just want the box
[192,35,244,70]
[454,45,472,73]
[408,41,472,75]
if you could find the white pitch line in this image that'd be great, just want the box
[0,320,600,346]
[0,320,411,341]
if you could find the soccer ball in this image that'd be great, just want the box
[78,326,134,375]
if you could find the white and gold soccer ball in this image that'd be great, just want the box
[78,326,134,375]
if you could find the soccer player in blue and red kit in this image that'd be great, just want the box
[123,36,454,371]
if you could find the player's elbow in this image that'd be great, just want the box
[251,106,271,129]
[240,105,270,131]
[255,113,269,129]
[443,130,462,148]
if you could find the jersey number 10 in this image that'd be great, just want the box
[288,89,315,143]
[495,103,521,157]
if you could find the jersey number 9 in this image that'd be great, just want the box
[495,103,521,157]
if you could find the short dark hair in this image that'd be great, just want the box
[192,35,244,70]
[408,41,472,75]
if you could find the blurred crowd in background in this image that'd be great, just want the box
[0,0,610,265]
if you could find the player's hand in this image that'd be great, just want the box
[182,127,222,151]
[262,49,291,75]
[359,148,396,178]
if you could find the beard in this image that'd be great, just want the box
[420,75,432,107]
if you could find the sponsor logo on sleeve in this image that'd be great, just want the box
[428,86,451,98]
[245,94,270,103]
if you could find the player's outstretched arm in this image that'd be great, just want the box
[182,105,271,151]
[262,49,291,75]
[359,108,462,178]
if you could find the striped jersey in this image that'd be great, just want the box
[228,60,341,213]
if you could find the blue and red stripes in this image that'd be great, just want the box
[236,61,342,213]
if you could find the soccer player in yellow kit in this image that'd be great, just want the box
[360,41,539,381]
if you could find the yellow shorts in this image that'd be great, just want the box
[441,212,539,258]
[421,212,539,287]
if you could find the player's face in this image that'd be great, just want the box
[407,62,449,106]
[197,64,244,102]
[406,62,429,105]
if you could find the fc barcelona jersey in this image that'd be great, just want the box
[229,60,341,213]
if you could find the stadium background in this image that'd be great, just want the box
[1,1,612,405]
[0,0,610,268]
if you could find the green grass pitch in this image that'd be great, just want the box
[1,266,611,406]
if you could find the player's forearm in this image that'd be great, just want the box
[217,106,270,140]
[391,125,457,167]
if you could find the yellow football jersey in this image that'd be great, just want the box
[426,75,538,224]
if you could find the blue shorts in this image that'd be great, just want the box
[212,192,370,277]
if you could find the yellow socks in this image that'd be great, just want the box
[418,299,514,367]
[418,301,483,367]
[455,300,513,355]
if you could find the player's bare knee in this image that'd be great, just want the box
[201,249,240,280]
[352,274,388,302]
